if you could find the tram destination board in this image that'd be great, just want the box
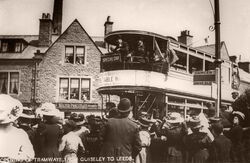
[193,70,215,85]
[101,54,121,63]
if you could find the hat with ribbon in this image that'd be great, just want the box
[165,112,184,124]
[188,116,203,129]
[36,102,60,117]
[20,107,35,119]
[232,111,245,121]
[117,98,132,113]
[0,94,23,124]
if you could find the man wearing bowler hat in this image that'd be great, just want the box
[100,98,142,163]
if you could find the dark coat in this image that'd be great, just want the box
[38,123,63,158]
[229,125,245,162]
[185,131,211,163]
[163,123,188,163]
[100,117,142,162]
[209,134,231,163]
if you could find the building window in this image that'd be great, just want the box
[76,46,85,64]
[65,46,85,64]
[15,42,22,52]
[2,43,8,52]
[70,78,79,99]
[59,78,69,100]
[59,77,91,101]
[65,46,74,63]
[0,72,19,94]
[81,79,90,101]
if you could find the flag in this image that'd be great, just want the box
[153,38,164,61]
[169,48,179,65]
[166,40,179,65]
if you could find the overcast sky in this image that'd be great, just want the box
[0,0,249,61]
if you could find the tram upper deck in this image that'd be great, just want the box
[101,30,219,75]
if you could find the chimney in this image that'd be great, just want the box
[52,0,63,35]
[104,16,113,36]
[178,30,193,46]
[229,56,237,63]
[38,13,53,47]
[238,62,250,73]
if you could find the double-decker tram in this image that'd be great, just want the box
[98,30,237,119]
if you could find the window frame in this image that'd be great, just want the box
[64,45,86,65]
[58,76,92,102]
[0,71,20,95]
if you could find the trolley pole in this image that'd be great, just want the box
[214,0,222,117]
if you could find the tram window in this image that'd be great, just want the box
[168,96,185,104]
[187,108,202,116]
[189,56,203,73]
[171,51,187,71]
[168,105,185,117]
[205,60,215,71]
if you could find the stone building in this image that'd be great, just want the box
[0,0,103,114]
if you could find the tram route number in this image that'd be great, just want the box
[102,55,121,63]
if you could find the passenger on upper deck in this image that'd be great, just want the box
[136,39,145,56]
[131,39,149,63]
[111,36,129,62]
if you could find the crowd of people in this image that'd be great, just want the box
[0,94,249,163]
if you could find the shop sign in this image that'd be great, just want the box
[193,70,215,85]
[56,103,98,110]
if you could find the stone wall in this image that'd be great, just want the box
[0,61,34,104]
[36,20,102,109]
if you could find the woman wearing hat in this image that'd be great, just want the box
[99,98,142,162]
[135,117,154,163]
[228,111,245,162]
[18,107,36,146]
[185,116,212,163]
[0,94,34,161]
[161,112,188,163]
[35,102,63,158]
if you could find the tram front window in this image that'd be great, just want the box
[171,51,187,72]
[189,55,203,74]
